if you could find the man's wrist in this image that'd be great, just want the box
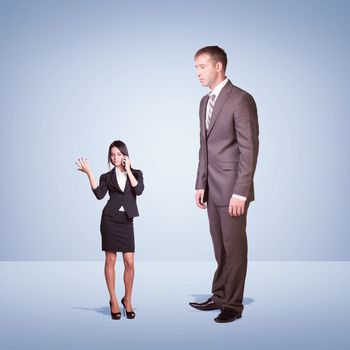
[231,194,247,201]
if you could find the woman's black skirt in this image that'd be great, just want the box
[100,211,134,253]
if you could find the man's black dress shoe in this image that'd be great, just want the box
[189,299,221,311]
[214,308,242,323]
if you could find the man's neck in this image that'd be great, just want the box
[209,76,226,90]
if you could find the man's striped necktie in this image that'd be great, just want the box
[206,93,216,130]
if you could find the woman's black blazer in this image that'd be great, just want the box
[92,167,144,218]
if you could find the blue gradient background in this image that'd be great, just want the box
[1,0,349,261]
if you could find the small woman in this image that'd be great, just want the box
[76,140,144,320]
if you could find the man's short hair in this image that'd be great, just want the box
[195,46,228,72]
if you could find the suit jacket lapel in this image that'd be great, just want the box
[125,177,131,192]
[109,167,123,193]
[207,81,233,137]
[200,95,209,136]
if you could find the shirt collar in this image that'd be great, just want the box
[210,77,228,98]
[115,167,126,175]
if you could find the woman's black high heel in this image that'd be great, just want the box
[109,301,121,320]
[121,297,135,319]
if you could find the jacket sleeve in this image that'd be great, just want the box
[92,174,108,200]
[195,98,208,190]
[131,171,144,196]
[232,94,259,197]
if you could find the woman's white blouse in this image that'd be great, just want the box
[115,167,127,211]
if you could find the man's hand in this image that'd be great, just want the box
[195,189,206,209]
[228,197,245,217]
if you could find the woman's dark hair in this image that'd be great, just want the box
[108,140,140,173]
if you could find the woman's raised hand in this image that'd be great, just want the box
[123,156,131,171]
[76,158,92,174]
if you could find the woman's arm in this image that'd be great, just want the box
[76,158,97,189]
[126,168,138,187]
[123,156,138,186]
[76,158,107,199]
[123,156,144,195]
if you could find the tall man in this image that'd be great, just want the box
[189,46,259,323]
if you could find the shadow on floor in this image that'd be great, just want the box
[71,305,138,317]
[71,306,110,316]
[189,294,255,305]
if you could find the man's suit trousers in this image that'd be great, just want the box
[207,197,250,314]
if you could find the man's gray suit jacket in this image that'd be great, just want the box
[195,80,259,205]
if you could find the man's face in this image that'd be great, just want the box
[195,53,219,88]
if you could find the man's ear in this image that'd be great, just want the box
[216,61,223,72]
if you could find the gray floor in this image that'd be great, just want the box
[1,261,349,349]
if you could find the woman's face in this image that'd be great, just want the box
[110,146,124,167]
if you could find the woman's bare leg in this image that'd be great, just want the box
[104,251,120,313]
[122,252,135,311]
